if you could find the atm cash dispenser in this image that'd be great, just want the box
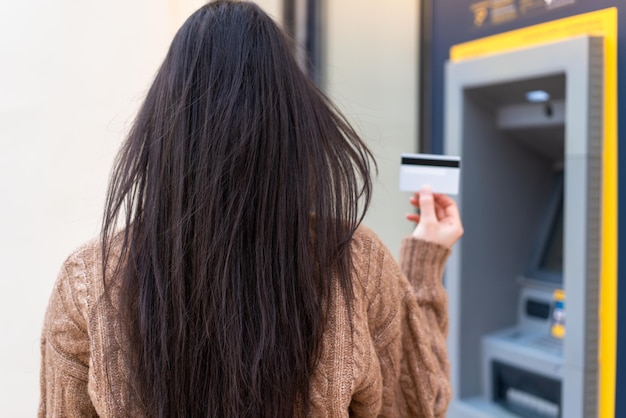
[443,36,603,418]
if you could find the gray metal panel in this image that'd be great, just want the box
[560,36,603,418]
[563,156,587,366]
[449,399,520,418]
[497,100,565,129]
[582,36,604,418]
[444,35,603,418]
[561,367,585,418]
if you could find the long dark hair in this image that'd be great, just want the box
[102,1,374,416]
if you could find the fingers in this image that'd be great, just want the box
[405,213,420,223]
[435,204,446,221]
[411,191,452,206]
[436,194,461,223]
[410,189,452,222]
[417,186,436,223]
[407,187,463,247]
[433,193,455,208]
[409,188,461,223]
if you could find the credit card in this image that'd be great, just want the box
[399,153,461,195]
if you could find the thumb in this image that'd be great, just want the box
[418,185,436,221]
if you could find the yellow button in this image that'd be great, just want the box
[551,324,566,339]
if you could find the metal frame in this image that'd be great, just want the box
[282,0,325,86]
[444,36,603,418]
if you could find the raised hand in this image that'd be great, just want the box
[406,185,464,249]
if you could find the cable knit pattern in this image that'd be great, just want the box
[40,225,451,417]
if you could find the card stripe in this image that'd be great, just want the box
[401,157,460,168]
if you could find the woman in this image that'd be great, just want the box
[39,1,463,417]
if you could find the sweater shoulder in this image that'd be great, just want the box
[58,232,125,310]
[58,237,103,306]
[349,224,389,261]
[349,224,401,304]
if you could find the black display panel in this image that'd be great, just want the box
[526,172,564,286]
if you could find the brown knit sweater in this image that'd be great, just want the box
[39,225,451,417]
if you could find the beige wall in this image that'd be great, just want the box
[325,0,420,256]
[0,1,280,415]
[0,0,416,413]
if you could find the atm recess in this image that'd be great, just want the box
[465,73,565,164]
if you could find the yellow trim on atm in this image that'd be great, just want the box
[450,9,618,418]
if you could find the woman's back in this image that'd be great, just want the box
[39,1,460,416]
[99,1,371,415]
[40,224,452,417]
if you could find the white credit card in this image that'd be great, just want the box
[399,153,461,195]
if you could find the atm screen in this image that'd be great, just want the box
[539,198,563,273]
[527,171,564,285]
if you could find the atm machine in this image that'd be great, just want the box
[443,36,603,418]
[481,171,564,418]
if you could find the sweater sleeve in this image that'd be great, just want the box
[398,236,451,342]
[366,234,451,418]
[39,251,98,418]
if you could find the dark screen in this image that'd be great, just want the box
[539,199,563,273]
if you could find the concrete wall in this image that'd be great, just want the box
[0,1,280,415]
[325,0,420,257]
